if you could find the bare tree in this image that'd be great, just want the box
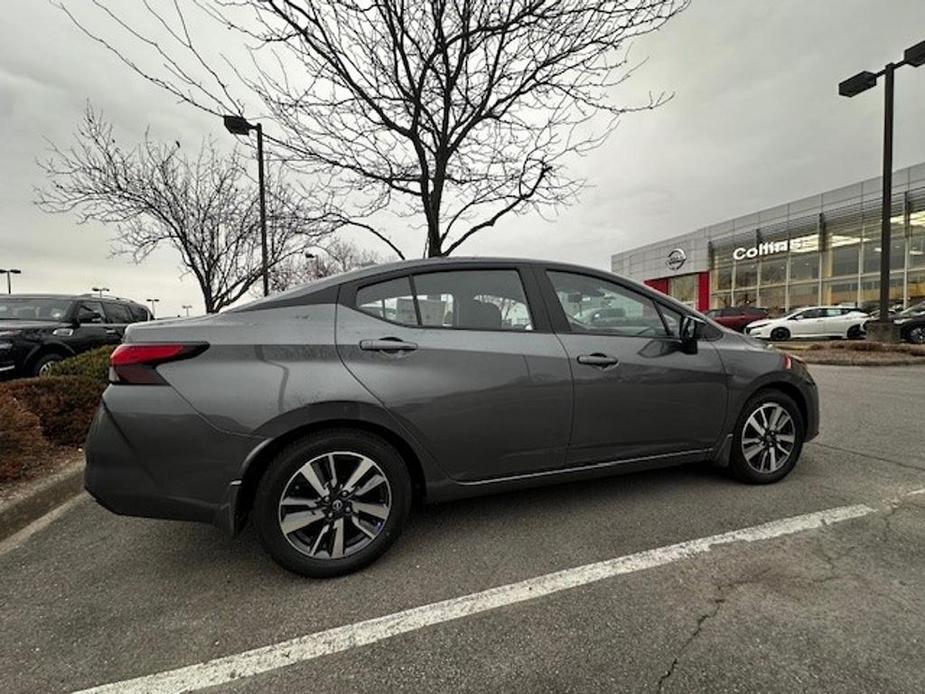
[269,237,389,291]
[36,105,336,313]
[59,0,687,258]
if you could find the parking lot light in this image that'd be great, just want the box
[92,286,110,298]
[222,114,269,298]
[146,297,160,318]
[838,39,924,340]
[0,268,21,294]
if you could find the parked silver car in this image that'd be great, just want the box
[85,258,819,577]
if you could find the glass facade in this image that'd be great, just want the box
[709,188,925,315]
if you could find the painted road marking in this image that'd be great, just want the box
[72,504,875,694]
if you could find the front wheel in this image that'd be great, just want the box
[730,391,805,484]
[31,353,63,377]
[770,327,790,342]
[846,324,863,340]
[253,429,412,578]
[905,326,925,345]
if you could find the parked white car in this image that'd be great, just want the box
[744,306,869,341]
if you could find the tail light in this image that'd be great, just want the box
[109,343,208,385]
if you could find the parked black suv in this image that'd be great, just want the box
[0,294,152,377]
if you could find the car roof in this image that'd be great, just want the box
[5,294,144,305]
[229,256,685,314]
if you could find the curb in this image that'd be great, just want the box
[0,459,85,543]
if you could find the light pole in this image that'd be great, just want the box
[223,114,269,297]
[838,39,925,340]
[0,268,21,294]
[92,286,110,298]
[146,298,159,318]
[182,304,192,317]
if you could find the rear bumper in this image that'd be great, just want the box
[84,385,265,531]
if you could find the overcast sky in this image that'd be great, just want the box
[2,1,925,317]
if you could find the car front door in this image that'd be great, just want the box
[540,269,728,465]
[788,308,820,337]
[336,265,573,482]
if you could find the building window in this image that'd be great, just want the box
[734,259,757,291]
[861,215,905,274]
[822,278,859,306]
[788,282,819,310]
[858,273,904,310]
[910,211,925,270]
[908,270,925,304]
[824,217,862,278]
[711,292,731,309]
[759,285,786,316]
[759,257,787,285]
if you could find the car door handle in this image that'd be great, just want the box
[577,353,619,368]
[105,328,119,335]
[359,338,418,353]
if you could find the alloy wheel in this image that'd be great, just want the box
[908,326,925,345]
[740,403,796,474]
[277,451,392,560]
[38,360,58,376]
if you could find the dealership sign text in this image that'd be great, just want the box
[732,240,789,261]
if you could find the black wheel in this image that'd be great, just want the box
[846,324,863,340]
[770,327,790,342]
[31,353,63,377]
[905,325,925,345]
[253,429,412,578]
[729,390,804,484]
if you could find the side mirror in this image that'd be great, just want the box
[75,309,101,325]
[679,315,705,353]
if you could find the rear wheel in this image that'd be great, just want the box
[770,327,790,342]
[730,391,804,484]
[254,429,412,578]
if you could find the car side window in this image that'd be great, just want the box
[104,302,133,324]
[801,309,823,319]
[547,271,669,337]
[412,270,533,331]
[355,276,418,325]
[77,301,105,324]
[129,305,151,322]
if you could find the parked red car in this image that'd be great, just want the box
[705,306,769,332]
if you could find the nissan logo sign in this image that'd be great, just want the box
[666,248,687,270]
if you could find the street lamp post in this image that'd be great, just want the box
[838,39,925,341]
[0,268,21,294]
[92,286,110,298]
[223,115,269,297]
[182,304,192,317]
[146,298,160,318]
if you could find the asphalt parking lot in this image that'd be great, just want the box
[1,365,924,694]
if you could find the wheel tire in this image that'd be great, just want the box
[31,353,63,377]
[846,324,862,340]
[729,390,805,485]
[254,429,412,578]
[905,326,925,345]
[770,327,790,342]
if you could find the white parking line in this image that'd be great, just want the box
[72,504,874,694]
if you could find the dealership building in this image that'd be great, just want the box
[610,162,925,315]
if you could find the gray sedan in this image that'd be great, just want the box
[85,257,819,577]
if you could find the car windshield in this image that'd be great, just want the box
[0,298,72,321]
[899,301,925,317]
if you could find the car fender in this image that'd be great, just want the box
[24,339,77,369]
[245,399,451,488]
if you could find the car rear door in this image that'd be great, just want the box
[70,300,111,352]
[336,264,573,482]
[538,268,727,465]
[101,302,132,343]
